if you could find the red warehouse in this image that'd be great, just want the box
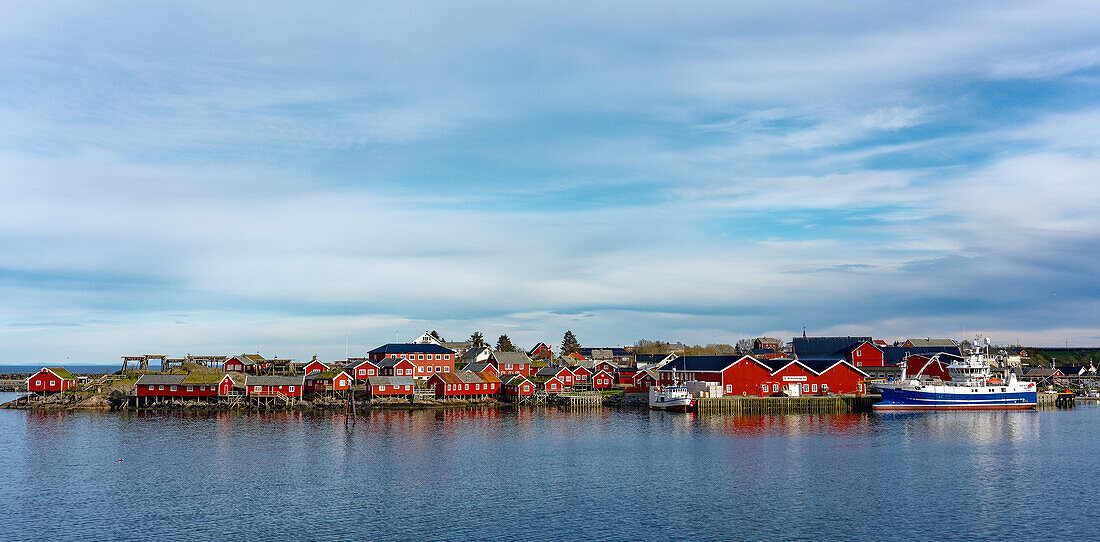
[224,354,270,374]
[656,355,774,396]
[301,358,330,375]
[759,359,869,396]
[365,376,415,398]
[428,371,498,398]
[26,367,77,394]
[245,375,306,398]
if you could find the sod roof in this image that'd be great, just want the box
[181,372,230,385]
[45,367,76,379]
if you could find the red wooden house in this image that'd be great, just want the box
[617,367,639,386]
[535,366,573,387]
[535,375,565,393]
[841,341,885,367]
[489,350,533,377]
[301,357,329,375]
[627,370,657,392]
[461,363,499,375]
[377,358,419,378]
[305,370,352,393]
[528,342,553,361]
[135,373,234,399]
[592,370,615,390]
[224,354,270,374]
[348,359,380,381]
[501,375,535,396]
[26,367,77,394]
[428,371,498,398]
[365,376,415,397]
[245,375,306,398]
[367,343,456,378]
[570,366,592,382]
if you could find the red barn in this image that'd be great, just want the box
[365,376,415,397]
[501,375,535,396]
[305,370,352,393]
[489,351,533,377]
[656,355,774,396]
[905,355,953,381]
[245,375,305,398]
[349,359,380,381]
[592,370,615,390]
[367,343,455,378]
[26,367,77,394]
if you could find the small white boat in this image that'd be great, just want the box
[649,385,696,411]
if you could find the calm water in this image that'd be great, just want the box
[1,392,1098,541]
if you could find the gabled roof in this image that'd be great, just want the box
[791,336,872,357]
[42,367,76,380]
[350,358,379,368]
[658,355,763,373]
[441,341,473,351]
[454,371,487,384]
[228,354,267,366]
[458,345,492,362]
[245,375,305,387]
[758,357,869,377]
[491,350,532,365]
[528,342,551,353]
[136,374,187,386]
[368,343,455,355]
[461,363,493,373]
[366,376,415,387]
[577,347,632,357]
[376,358,411,369]
[535,366,569,377]
[430,372,463,385]
[501,374,530,386]
[837,341,883,355]
[307,369,349,381]
[880,346,964,364]
[477,371,501,384]
[1056,366,1085,376]
[182,372,231,385]
[905,338,958,348]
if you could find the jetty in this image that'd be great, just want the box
[695,395,879,414]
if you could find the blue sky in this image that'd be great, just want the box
[3,1,1100,363]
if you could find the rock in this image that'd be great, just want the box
[74,395,112,410]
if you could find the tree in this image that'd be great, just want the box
[736,338,753,354]
[430,330,444,342]
[469,331,486,348]
[496,334,517,352]
[561,330,581,355]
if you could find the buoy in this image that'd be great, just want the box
[118,458,123,462]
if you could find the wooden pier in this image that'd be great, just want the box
[1038,392,1076,408]
[552,391,602,408]
[695,395,879,414]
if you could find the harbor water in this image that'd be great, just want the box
[1,392,1098,541]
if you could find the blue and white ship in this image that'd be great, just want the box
[873,337,1037,411]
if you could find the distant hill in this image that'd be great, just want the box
[1024,348,1100,366]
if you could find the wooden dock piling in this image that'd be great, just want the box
[694,395,878,414]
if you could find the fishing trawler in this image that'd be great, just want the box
[873,336,1037,410]
[648,368,696,411]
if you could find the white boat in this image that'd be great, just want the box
[873,336,1037,411]
[649,385,696,411]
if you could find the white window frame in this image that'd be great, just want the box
[289,386,295,392]
[435,366,441,373]
[359,369,366,376]
[254,386,262,392]
[464,384,469,391]
[444,366,450,372]
[812,384,818,392]
[170,385,177,391]
[380,385,386,391]
[186,386,193,392]
[726,384,732,393]
[772,384,779,392]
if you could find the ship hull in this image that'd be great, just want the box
[649,400,695,412]
[873,385,1036,411]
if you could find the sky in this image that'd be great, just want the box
[2,1,1100,364]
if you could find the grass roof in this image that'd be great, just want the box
[46,367,76,379]
[182,372,229,385]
